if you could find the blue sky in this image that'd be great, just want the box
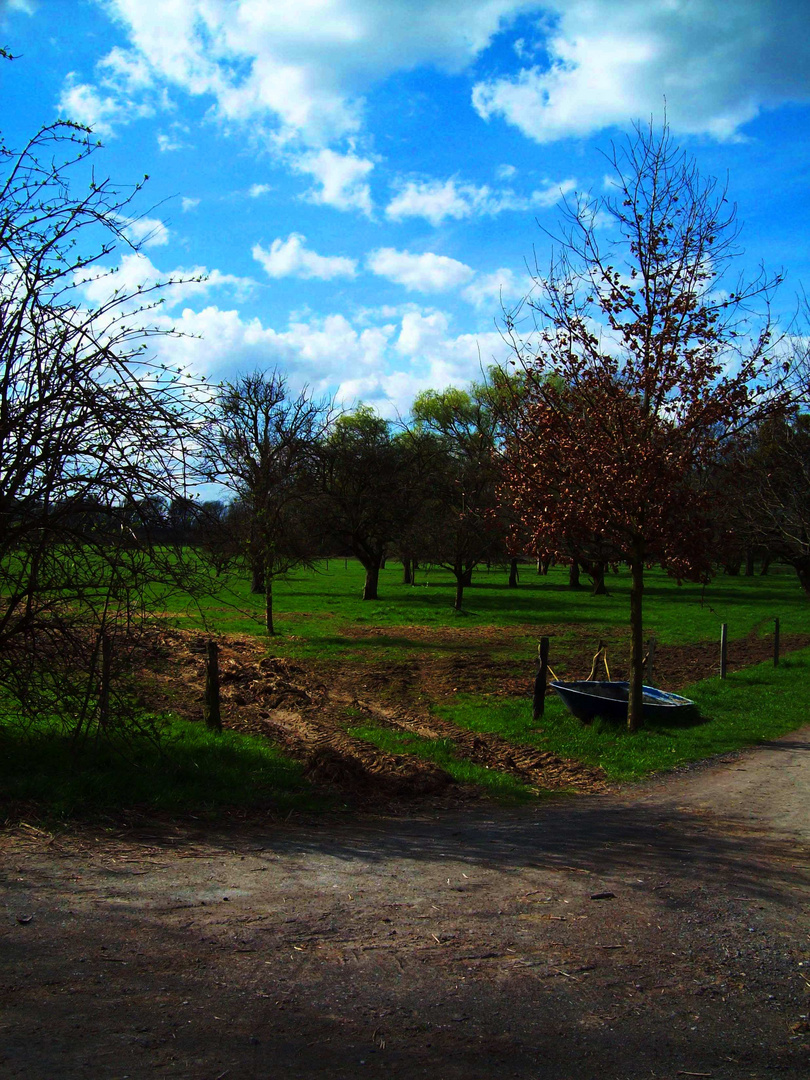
[3,0,810,415]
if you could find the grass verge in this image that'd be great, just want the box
[0,714,321,820]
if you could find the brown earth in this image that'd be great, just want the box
[2,727,809,1079]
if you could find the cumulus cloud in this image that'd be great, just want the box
[181,197,200,212]
[293,148,374,215]
[75,0,529,145]
[58,46,168,137]
[472,0,810,143]
[252,235,357,280]
[139,299,510,416]
[122,216,170,248]
[77,252,254,311]
[367,248,475,292]
[385,175,576,224]
[248,183,272,198]
[462,267,523,308]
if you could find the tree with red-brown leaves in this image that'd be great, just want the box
[500,120,792,732]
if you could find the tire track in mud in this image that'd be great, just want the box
[329,689,608,795]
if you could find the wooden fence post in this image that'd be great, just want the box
[774,617,780,668]
[98,632,112,731]
[645,636,656,687]
[204,640,222,732]
[533,637,550,721]
[720,623,728,680]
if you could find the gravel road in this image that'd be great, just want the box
[2,728,809,1079]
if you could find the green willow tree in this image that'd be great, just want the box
[501,120,791,732]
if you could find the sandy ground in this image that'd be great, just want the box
[2,725,810,1079]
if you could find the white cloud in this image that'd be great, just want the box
[252,235,357,280]
[531,178,577,207]
[248,183,272,198]
[157,132,185,152]
[386,178,488,225]
[367,248,475,292]
[385,174,577,224]
[122,216,170,248]
[57,46,168,137]
[462,268,523,308]
[57,78,128,138]
[88,0,531,145]
[77,252,254,311]
[181,197,200,212]
[293,148,374,215]
[472,0,810,143]
[496,164,517,181]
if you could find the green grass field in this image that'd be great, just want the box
[163,557,809,658]
[3,557,808,818]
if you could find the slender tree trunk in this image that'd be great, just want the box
[760,554,772,576]
[251,559,265,594]
[628,546,645,733]
[454,574,465,611]
[793,558,810,596]
[724,561,741,576]
[569,560,581,589]
[508,557,519,587]
[362,561,380,600]
[591,562,607,595]
[402,557,412,585]
[745,549,755,576]
[265,574,275,635]
[453,561,473,610]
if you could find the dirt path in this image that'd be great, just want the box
[3,728,810,1079]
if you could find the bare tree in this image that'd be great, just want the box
[204,370,333,634]
[0,116,209,739]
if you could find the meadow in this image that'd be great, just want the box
[3,557,809,818]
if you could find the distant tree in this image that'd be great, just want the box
[317,406,416,601]
[0,114,209,738]
[501,120,792,731]
[738,411,810,593]
[204,370,332,634]
[410,384,502,610]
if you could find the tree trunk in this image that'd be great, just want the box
[724,561,741,576]
[569,560,582,589]
[760,554,772,576]
[454,574,465,611]
[265,574,275,635]
[591,561,607,595]
[508,557,519,588]
[251,560,264,594]
[363,561,380,600]
[402,558,412,585]
[793,558,810,596]
[453,562,473,610]
[745,549,755,576]
[627,547,645,733]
